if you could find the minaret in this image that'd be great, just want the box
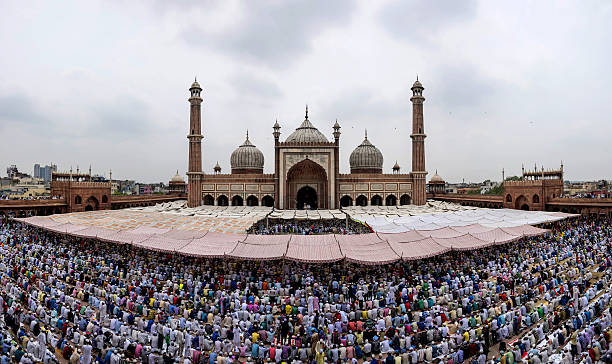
[410,77,427,205]
[187,78,203,207]
[333,119,341,209]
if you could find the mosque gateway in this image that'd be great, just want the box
[186,79,428,209]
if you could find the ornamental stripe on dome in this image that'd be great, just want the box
[349,130,384,172]
[230,131,264,171]
[285,105,329,143]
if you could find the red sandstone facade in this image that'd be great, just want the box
[51,172,111,212]
[502,165,564,211]
[186,79,429,209]
[428,163,612,217]
[187,80,204,208]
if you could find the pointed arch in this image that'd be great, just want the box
[340,195,353,207]
[356,195,368,206]
[203,195,214,205]
[246,195,259,206]
[217,195,229,206]
[385,194,397,206]
[261,195,274,207]
[400,194,411,205]
[231,195,244,206]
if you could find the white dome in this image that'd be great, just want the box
[230,132,264,173]
[285,106,329,143]
[350,132,383,173]
[170,170,184,183]
[429,170,445,183]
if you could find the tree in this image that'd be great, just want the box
[505,176,522,181]
[485,184,503,195]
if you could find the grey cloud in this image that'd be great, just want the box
[0,94,47,126]
[429,63,504,115]
[89,96,158,139]
[229,73,282,99]
[379,0,477,42]
[181,0,355,67]
[318,88,412,133]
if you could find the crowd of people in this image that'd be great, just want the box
[248,219,372,235]
[0,215,610,363]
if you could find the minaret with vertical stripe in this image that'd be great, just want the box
[410,77,427,205]
[187,78,203,207]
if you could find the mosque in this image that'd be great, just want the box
[186,78,428,209]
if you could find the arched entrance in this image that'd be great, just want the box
[203,195,214,205]
[515,195,529,210]
[217,195,229,206]
[262,195,274,207]
[340,195,353,207]
[231,195,244,206]
[286,159,328,209]
[400,194,411,205]
[385,195,397,206]
[85,196,99,211]
[246,195,259,206]
[356,195,368,206]
[371,195,383,206]
[296,186,317,210]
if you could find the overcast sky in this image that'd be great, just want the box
[1,1,610,183]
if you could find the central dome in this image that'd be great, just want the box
[350,131,383,174]
[230,132,264,174]
[285,106,329,143]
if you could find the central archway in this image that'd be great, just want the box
[286,159,328,209]
[85,196,99,211]
[515,195,529,210]
[296,186,317,210]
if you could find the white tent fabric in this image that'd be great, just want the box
[370,222,411,234]
[95,229,122,242]
[111,231,154,245]
[71,226,113,239]
[46,223,86,234]
[434,234,492,251]
[134,236,191,253]
[15,201,574,264]
[347,207,577,232]
[228,235,290,260]
[389,237,451,261]
[161,229,207,240]
[501,225,548,237]
[377,230,425,244]
[177,233,243,257]
[422,227,467,239]
[471,228,520,245]
[451,224,496,234]
[335,234,400,265]
[285,235,343,263]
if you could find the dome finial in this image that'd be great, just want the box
[416,74,419,82]
[365,129,368,140]
[246,129,249,140]
[305,104,309,120]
